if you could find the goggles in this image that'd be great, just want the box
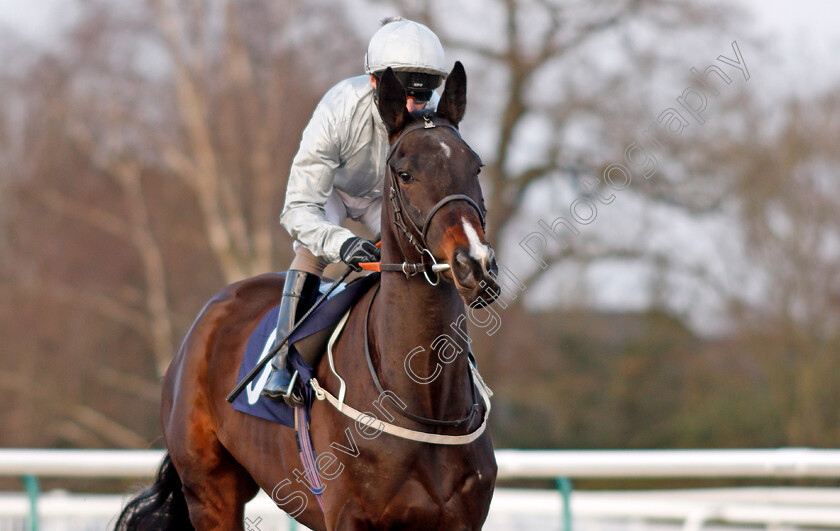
[380,71,443,103]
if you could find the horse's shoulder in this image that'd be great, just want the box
[352,281,378,316]
[342,280,380,342]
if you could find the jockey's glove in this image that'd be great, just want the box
[340,237,381,271]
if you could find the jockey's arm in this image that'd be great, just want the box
[280,103,355,264]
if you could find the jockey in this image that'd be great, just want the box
[262,17,448,401]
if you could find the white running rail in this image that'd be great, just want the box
[493,448,840,479]
[3,447,840,479]
[2,448,840,530]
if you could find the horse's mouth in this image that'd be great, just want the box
[457,282,500,308]
[448,246,500,307]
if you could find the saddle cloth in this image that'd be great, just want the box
[231,272,380,427]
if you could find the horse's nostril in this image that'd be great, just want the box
[456,252,471,269]
[452,249,476,284]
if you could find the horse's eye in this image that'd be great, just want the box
[397,171,412,184]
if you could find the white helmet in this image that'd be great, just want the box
[364,18,447,77]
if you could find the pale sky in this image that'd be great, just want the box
[0,0,67,41]
[739,0,840,92]
[1,0,838,58]
[2,0,836,87]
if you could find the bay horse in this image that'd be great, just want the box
[116,62,499,530]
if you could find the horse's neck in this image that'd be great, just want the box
[371,240,474,423]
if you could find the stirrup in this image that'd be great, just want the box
[281,371,303,407]
[262,360,292,398]
[263,368,303,406]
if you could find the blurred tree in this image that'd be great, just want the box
[371,0,759,447]
[0,0,361,447]
[717,90,840,446]
[371,0,741,289]
[2,0,837,453]
[487,83,840,449]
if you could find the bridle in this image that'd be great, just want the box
[322,115,490,436]
[384,114,487,285]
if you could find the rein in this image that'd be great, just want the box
[309,300,493,445]
[363,284,481,428]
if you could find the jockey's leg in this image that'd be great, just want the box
[289,244,330,275]
[261,265,321,402]
[264,189,347,402]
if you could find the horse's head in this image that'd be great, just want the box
[377,62,499,306]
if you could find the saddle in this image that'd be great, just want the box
[231,272,380,427]
[292,319,337,369]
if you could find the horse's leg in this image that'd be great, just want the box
[169,430,259,529]
[330,500,375,531]
[167,410,258,530]
[164,387,258,528]
[163,305,261,529]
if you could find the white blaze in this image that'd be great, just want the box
[439,140,452,158]
[462,217,491,262]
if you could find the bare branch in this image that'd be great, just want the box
[69,405,149,448]
[52,421,107,448]
[12,280,148,337]
[518,246,647,291]
[37,188,130,238]
[68,114,177,378]
[92,365,161,402]
[543,3,630,61]
[150,0,250,282]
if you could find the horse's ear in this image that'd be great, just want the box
[377,67,409,136]
[437,61,466,127]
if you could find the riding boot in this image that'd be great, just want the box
[261,270,321,402]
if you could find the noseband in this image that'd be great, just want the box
[386,115,487,284]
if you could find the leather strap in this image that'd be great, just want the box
[310,375,491,446]
[363,285,480,428]
[386,117,488,262]
[293,406,326,511]
[309,291,494,445]
[421,193,486,243]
